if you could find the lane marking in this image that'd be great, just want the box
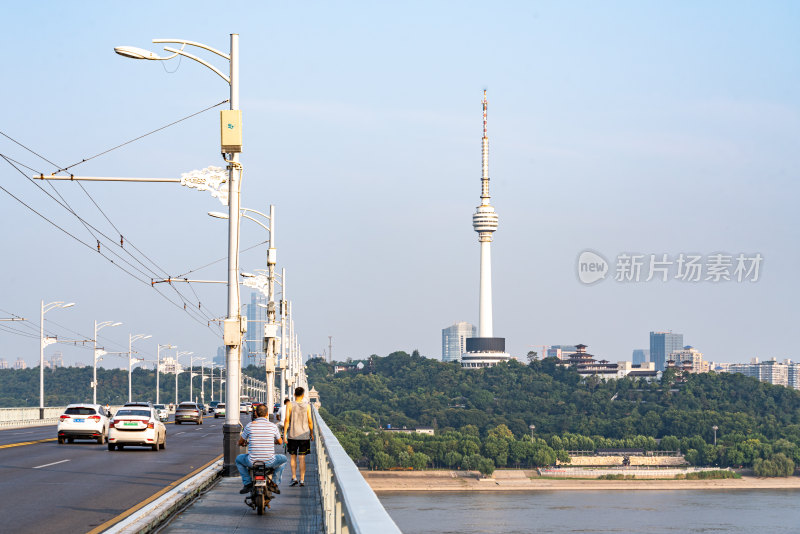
[33,459,70,469]
[174,432,186,435]
[86,453,223,534]
[0,438,57,449]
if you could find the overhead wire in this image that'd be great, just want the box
[51,99,229,174]
[1,159,222,328]
[1,100,230,323]
[0,163,218,331]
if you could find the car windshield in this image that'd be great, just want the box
[178,404,197,409]
[154,405,166,409]
[65,407,97,415]
[218,404,225,408]
[115,409,151,417]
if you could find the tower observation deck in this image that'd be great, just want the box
[462,90,511,369]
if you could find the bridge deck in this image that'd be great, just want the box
[162,445,324,534]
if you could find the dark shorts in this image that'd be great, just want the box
[287,439,310,456]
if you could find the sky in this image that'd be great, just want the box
[0,2,798,370]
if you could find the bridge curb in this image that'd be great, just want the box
[101,459,222,533]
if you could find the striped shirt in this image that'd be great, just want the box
[241,417,280,463]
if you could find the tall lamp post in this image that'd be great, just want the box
[116,33,243,476]
[93,320,122,405]
[128,334,151,402]
[529,424,536,441]
[712,425,719,446]
[157,344,175,405]
[198,357,207,404]
[211,204,278,414]
[182,352,197,402]
[40,300,74,417]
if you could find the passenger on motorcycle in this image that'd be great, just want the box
[237,404,287,494]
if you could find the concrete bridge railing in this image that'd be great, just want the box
[314,406,401,534]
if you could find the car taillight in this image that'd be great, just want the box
[255,475,265,480]
[148,422,155,429]
[59,415,70,421]
[88,415,101,422]
[111,419,119,426]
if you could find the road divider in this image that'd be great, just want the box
[0,437,57,449]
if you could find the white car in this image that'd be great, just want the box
[214,403,226,418]
[153,404,169,422]
[107,406,166,451]
[58,404,111,444]
[240,402,251,414]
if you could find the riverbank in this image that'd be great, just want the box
[362,469,800,492]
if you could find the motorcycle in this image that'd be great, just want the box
[245,461,279,515]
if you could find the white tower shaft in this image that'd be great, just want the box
[479,240,493,336]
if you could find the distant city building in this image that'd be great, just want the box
[442,322,477,362]
[722,358,796,389]
[667,346,708,374]
[548,345,579,360]
[49,352,64,369]
[214,346,225,366]
[632,349,649,365]
[244,291,267,362]
[650,332,684,372]
[0,358,7,369]
[14,358,27,370]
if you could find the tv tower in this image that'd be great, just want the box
[474,90,498,336]
[462,90,509,369]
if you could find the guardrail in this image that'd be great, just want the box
[313,406,401,534]
[0,406,125,428]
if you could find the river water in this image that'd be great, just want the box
[379,490,800,533]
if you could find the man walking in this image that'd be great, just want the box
[237,404,287,494]
[284,386,314,487]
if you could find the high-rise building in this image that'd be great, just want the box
[632,349,649,365]
[50,352,64,369]
[244,291,267,362]
[0,358,8,369]
[14,358,27,370]
[650,331,684,372]
[461,91,511,369]
[442,322,477,362]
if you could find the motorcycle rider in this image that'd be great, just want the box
[237,404,287,494]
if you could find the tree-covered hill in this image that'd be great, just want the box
[308,351,800,443]
[307,351,800,473]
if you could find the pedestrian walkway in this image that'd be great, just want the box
[161,446,324,534]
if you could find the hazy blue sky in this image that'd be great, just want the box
[1,2,798,369]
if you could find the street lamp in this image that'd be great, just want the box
[197,357,208,404]
[128,334,151,402]
[212,205,278,414]
[157,344,175,405]
[184,352,198,402]
[712,425,719,446]
[40,300,74,416]
[175,347,194,404]
[529,424,536,441]
[93,320,122,405]
[117,33,243,476]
